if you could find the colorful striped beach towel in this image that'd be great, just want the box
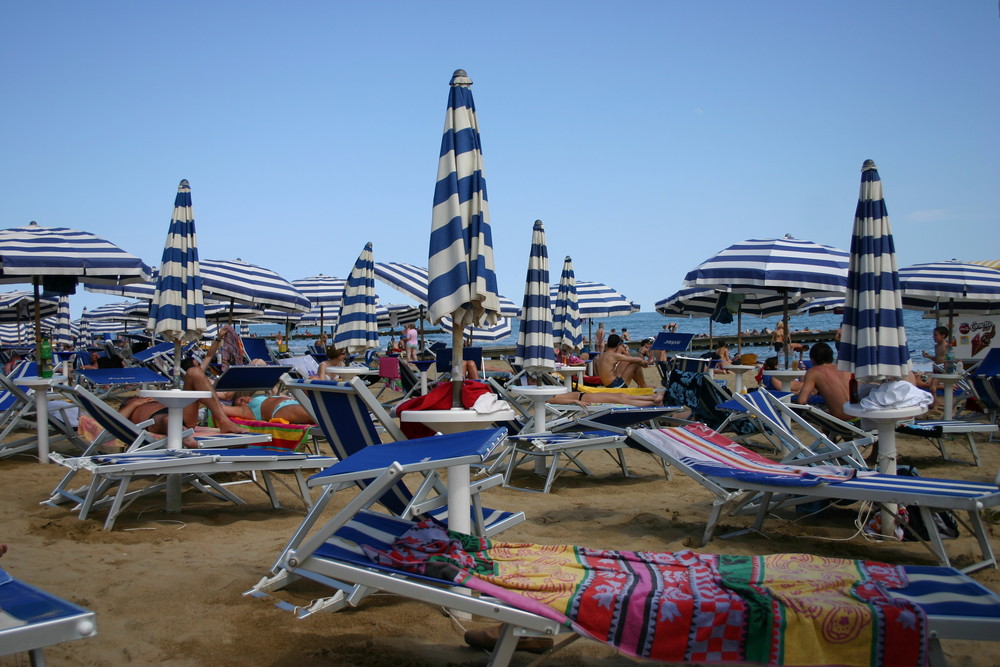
[364,519,928,666]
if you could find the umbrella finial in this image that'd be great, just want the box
[450,69,472,86]
[862,159,877,171]
[533,219,544,229]
[28,221,38,227]
[178,179,190,188]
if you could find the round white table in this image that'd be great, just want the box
[19,375,68,464]
[843,402,927,537]
[511,385,568,434]
[138,389,211,450]
[325,366,376,381]
[763,369,805,391]
[553,365,586,389]
[928,373,963,420]
[725,365,756,393]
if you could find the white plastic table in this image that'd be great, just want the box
[412,359,436,395]
[138,389,212,511]
[325,366,376,381]
[928,373,963,420]
[553,365,585,389]
[843,402,927,537]
[764,369,805,386]
[511,385,568,434]
[19,375,68,464]
[726,365,755,393]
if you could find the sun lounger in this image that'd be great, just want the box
[0,364,86,460]
[284,377,524,537]
[246,431,1000,667]
[630,424,1000,573]
[74,366,172,399]
[0,566,97,663]
[896,419,998,467]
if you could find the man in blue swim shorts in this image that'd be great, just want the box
[594,334,649,389]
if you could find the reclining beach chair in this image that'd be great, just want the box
[434,346,484,381]
[213,364,294,393]
[0,363,86,460]
[74,366,172,399]
[629,424,1000,573]
[284,377,524,537]
[241,336,276,364]
[45,383,278,509]
[0,565,97,664]
[896,419,998,467]
[246,429,1000,667]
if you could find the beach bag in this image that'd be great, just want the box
[897,465,959,542]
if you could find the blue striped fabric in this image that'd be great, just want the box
[53,295,73,348]
[374,262,520,317]
[0,291,57,324]
[292,274,346,335]
[837,160,911,382]
[332,242,379,353]
[900,261,1000,314]
[0,221,150,286]
[555,280,635,319]
[426,70,501,328]
[516,220,555,372]
[199,258,310,314]
[146,180,207,344]
[441,316,512,343]
[655,287,811,318]
[552,256,583,352]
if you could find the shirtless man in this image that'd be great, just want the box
[595,333,648,388]
[793,342,852,420]
[118,362,246,447]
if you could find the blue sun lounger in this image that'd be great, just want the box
[246,430,1000,667]
[0,567,97,664]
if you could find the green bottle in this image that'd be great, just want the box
[40,337,53,378]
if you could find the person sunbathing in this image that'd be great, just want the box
[547,390,671,408]
[118,364,248,447]
[223,393,314,424]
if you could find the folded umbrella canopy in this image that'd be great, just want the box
[515,220,555,374]
[552,256,583,353]
[426,70,502,407]
[332,242,379,354]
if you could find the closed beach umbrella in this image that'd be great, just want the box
[837,160,910,383]
[684,236,849,367]
[552,256,583,353]
[0,220,150,362]
[53,295,73,349]
[332,242,379,354]
[146,180,207,383]
[292,274,346,337]
[200,258,310,316]
[515,220,555,374]
[426,69,501,405]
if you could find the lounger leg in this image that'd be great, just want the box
[962,509,997,574]
[103,475,136,530]
[926,637,947,667]
[29,647,46,667]
[917,506,951,567]
[490,624,519,667]
[261,472,282,508]
[701,499,726,546]
[542,453,561,494]
[965,433,981,467]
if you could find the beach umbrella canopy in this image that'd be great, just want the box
[374,262,520,317]
[0,220,151,360]
[515,220,555,374]
[0,291,58,324]
[655,287,811,318]
[552,256,583,353]
[200,258,310,315]
[145,180,208,383]
[899,261,1000,319]
[0,323,33,346]
[426,70,501,404]
[560,281,636,319]
[332,242,379,354]
[292,274,346,335]
[53,295,73,348]
[441,316,513,343]
[684,236,849,366]
[837,160,911,383]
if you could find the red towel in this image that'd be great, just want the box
[396,381,493,439]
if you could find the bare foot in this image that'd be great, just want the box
[183,436,199,448]
[217,418,249,435]
[0,543,7,558]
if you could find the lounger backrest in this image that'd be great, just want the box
[241,337,273,364]
[286,379,413,515]
[67,384,148,446]
[974,348,1000,377]
[434,347,484,376]
[970,375,1000,411]
[0,361,36,410]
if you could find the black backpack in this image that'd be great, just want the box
[897,465,960,541]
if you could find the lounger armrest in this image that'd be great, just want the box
[471,473,504,493]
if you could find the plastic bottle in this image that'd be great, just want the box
[40,336,53,379]
[945,348,955,374]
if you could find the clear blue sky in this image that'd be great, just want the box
[2,1,998,319]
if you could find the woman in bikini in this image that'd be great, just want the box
[224,393,314,424]
[546,390,668,408]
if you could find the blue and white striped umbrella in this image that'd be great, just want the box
[837,160,910,383]
[146,180,207,380]
[552,256,583,353]
[292,274,346,335]
[0,291,57,324]
[427,70,501,403]
[552,280,635,319]
[200,258,310,315]
[374,262,520,317]
[441,316,513,343]
[332,242,379,354]
[0,323,33,346]
[655,287,811,318]
[899,261,1000,316]
[515,220,555,373]
[53,295,73,348]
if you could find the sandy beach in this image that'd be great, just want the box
[3,367,999,666]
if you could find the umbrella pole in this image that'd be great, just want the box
[709,319,713,349]
[948,298,955,344]
[450,326,464,408]
[172,340,183,388]
[32,277,43,363]
[737,308,743,356]
[782,291,790,370]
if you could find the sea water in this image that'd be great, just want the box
[253,309,941,372]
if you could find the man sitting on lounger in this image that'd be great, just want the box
[792,342,852,420]
[118,361,248,447]
[595,333,648,388]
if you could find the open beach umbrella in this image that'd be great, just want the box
[426,69,501,405]
[552,256,583,353]
[515,220,555,374]
[837,160,911,383]
[292,274,346,337]
[684,236,849,368]
[899,261,1000,326]
[332,242,379,354]
[200,258,310,318]
[374,262,520,316]
[146,179,207,383]
[551,279,634,345]
[0,220,150,362]
[0,291,58,324]
[441,316,513,343]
